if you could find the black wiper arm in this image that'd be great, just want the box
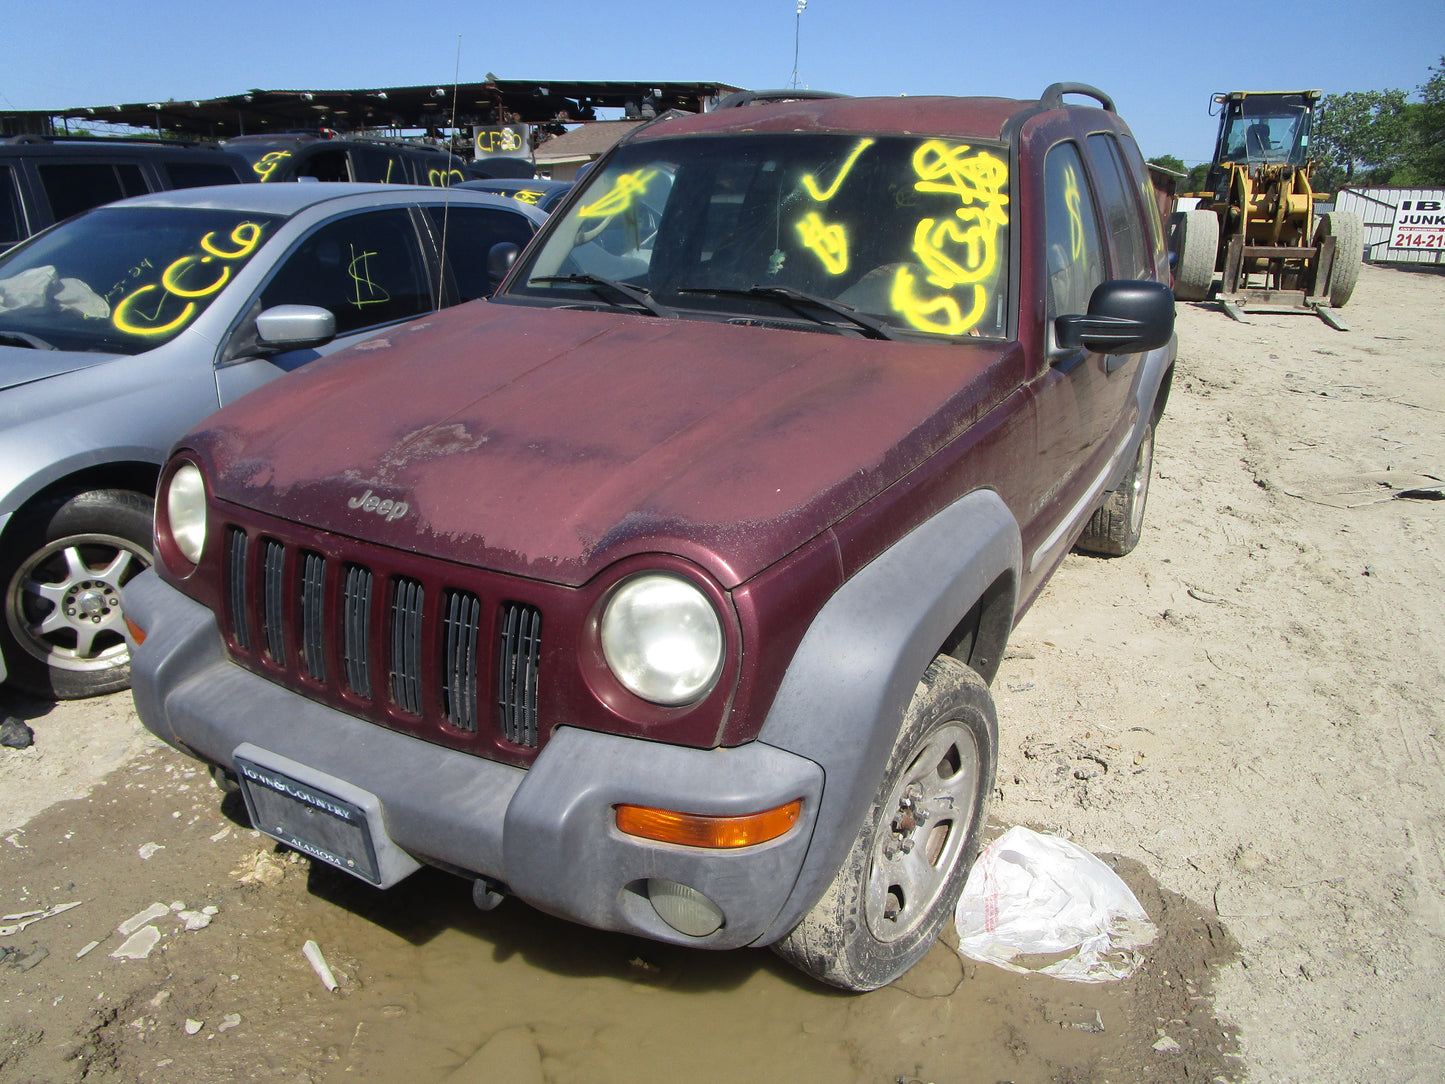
[677,284,898,340]
[529,274,676,319]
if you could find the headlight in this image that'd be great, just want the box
[165,461,208,565]
[600,573,724,706]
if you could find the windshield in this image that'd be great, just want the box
[508,132,1011,339]
[1217,95,1313,167]
[0,206,283,354]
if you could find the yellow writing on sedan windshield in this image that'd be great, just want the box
[891,142,1008,336]
[111,222,267,338]
[512,190,544,205]
[577,169,658,218]
[428,168,465,187]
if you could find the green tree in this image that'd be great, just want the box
[1313,89,1410,191]
[1396,56,1445,185]
[1184,162,1211,192]
[1147,154,1186,175]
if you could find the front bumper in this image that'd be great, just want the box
[124,570,824,949]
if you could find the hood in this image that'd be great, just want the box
[0,345,118,393]
[187,303,1020,588]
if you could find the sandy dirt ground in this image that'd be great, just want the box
[1,261,1442,1083]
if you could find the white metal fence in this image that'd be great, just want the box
[1335,187,1445,266]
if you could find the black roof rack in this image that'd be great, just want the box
[1039,83,1115,113]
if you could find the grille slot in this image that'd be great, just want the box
[300,552,327,683]
[389,577,425,715]
[498,603,542,747]
[343,565,373,699]
[262,540,286,663]
[227,528,250,650]
[442,591,482,731]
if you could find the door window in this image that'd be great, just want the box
[422,205,537,301]
[1086,134,1149,280]
[259,209,432,334]
[1043,143,1106,321]
[38,162,147,222]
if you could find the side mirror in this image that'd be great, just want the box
[1055,280,1174,354]
[488,242,521,290]
[254,304,337,350]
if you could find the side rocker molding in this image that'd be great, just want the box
[753,488,1020,945]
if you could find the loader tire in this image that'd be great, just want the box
[1317,212,1363,307]
[1172,209,1218,301]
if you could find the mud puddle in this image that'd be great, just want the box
[0,746,1243,1083]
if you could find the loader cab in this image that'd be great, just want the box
[1206,90,1319,189]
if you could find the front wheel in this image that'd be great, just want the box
[1,489,154,699]
[772,656,997,991]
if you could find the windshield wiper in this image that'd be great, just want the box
[529,274,676,319]
[0,331,59,350]
[677,284,898,340]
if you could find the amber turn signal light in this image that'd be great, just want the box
[124,616,147,646]
[614,799,803,849]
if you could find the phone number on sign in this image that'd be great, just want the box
[1392,231,1444,249]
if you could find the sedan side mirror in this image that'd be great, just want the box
[1055,280,1174,354]
[254,304,337,351]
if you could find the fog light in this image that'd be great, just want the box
[647,879,724,937]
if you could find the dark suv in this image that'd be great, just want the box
[126,84,1176,991]
[223,134,532,186]
[0,137,250,248]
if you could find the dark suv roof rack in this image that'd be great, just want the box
[0,133,223,149]
[1039,83,1115,113]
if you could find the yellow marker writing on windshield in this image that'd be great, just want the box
[803,138,875,202]
[112,286,197,338]
[795,213,849,275]
[253,151,291,182]
[201,223,264,260]
[112,221,266,338]
[578,169,657,217]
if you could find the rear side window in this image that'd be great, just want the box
[1086,134,1149,279]
[38,162,148,222]
[1114,135,1167,268]
[294,149,351,183]
[259,208,432,334]
[165,161,243,189]
[1043,143,1106,320]
[0,165,24,246]
[423,205,537,301]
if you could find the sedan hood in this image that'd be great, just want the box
[187,303,1019,587]
[0,345,118,392]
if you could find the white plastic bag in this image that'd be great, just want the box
[954,826,1156,982]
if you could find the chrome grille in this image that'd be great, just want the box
[498,603,542,747]
[343,565,373,699]
[220,524,544,751]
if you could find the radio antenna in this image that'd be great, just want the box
[436,35,463,309]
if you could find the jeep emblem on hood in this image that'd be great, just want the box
[348,488,409,522]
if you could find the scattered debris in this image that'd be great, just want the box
[231,850,286,887]
[137,842,165,860]
[0,900,81,937]
[118,903,171,937]
[179,910,212,931]
[303,940,339,992]
[0,717,34,749]
[10,946,49,971]
[1153,1032,1182,1054]
[184,1019,204,1036]
[75,940,101,959]
[217,1013,242,1033]
[111,925,162,960]
[628,955,662,975]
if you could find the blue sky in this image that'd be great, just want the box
[2,0,1439,166]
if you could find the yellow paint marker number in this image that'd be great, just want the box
[111,221,267,339]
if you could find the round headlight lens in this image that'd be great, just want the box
[166,462,208,565]
[600,574,724,706]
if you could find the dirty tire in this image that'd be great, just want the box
[772,656,997,991]
[1172,209,1218,301]
[1076,423,1154,557]
[1317,211,1363,307]
[1,489,153,699]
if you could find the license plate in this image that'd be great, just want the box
[235,757,382,885]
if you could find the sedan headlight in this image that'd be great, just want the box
[600,573,724,706]
[165,461,208,565]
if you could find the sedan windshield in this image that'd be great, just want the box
[0,206,284,355]
[509,132,1010,339]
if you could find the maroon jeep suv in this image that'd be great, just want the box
[126,83,1176,991]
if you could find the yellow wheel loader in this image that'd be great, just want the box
[1172,90,1362,329]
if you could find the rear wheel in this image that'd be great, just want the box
[1317,211,1363,307]
[772,656,997,991]
[1076,423,1154,557]
[1171,210,1218,301]
[1,489,153,699]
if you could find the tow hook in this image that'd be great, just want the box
[472,877,509,912]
